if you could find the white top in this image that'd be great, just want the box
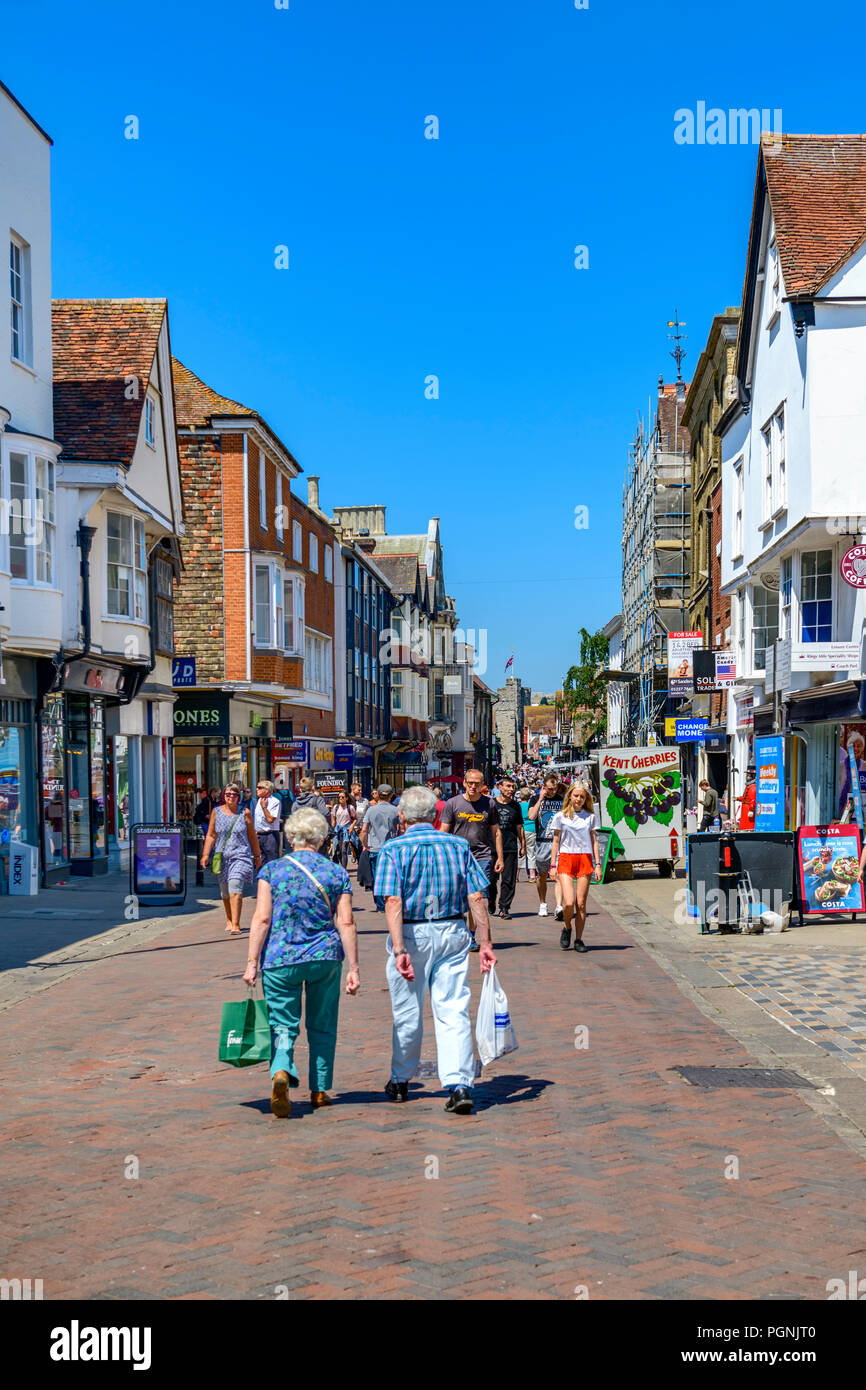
[550,809,598,855]
[254,795,282,832]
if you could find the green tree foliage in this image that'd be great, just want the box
[563,628,609,745]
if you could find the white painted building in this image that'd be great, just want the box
[601,613,628,747]
[0,82,62,891]
[720,134,866,826]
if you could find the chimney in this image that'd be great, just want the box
[307,475,320,511]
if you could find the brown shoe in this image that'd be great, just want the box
[270,1071,291,1118]
[310,1091,331,1110]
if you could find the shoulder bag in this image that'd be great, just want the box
[211,812,241,876]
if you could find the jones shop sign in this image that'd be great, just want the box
[173,694,231,737]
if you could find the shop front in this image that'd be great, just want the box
[0,656,40,895]
[172,691,273,831]
[39,658,140,881]
[785,681,866,829]
[104,697,175,869]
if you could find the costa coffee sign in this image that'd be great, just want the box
[841,545,866,589]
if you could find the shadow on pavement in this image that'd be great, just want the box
[475,1074,552,1108]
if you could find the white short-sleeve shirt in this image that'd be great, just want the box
[550,808,598,855]
[254,795,282,833]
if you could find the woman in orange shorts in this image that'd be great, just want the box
[549,783,602,953]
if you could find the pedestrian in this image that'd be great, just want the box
[253,778,283,865]
[698,779,720,831]
[426,782,446,830]
[736,768,757,831]
[517,788,537,882]
[200,783,262,934]
[193,785,220,834]
[292,776,332,855]
[488,776,525,919]
[440,770,504,950]
[528,773,565,920]
[330,789,357,867]
[360,784,401,911]
[374,785,496,1115]
[550,783,602,953]
[243,808,360,1117]
[350,782,368,862]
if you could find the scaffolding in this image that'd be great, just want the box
[622,381,691,744]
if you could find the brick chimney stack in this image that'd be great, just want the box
[307,475,320,511]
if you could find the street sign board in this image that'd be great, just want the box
[755,735,785,831]
[675,719,708,743]
[131,823,186,907]
[172,657,196,687]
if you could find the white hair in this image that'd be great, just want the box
[284,808,329,849]
[398,785,438,824]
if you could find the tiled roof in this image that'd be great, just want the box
[373,553,420,596]
[172,358,254,428]
[763,133,866,295]
[52,299,166,464]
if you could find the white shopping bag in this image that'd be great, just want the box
[475,966,518,1066]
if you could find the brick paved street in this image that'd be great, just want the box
[4,872,866,1300]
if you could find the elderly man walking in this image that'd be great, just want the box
[374,786,496,1115]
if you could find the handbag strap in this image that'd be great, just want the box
[217,810,242,852]
[289,854,333,914]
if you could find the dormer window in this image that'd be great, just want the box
[767,239,781,323]
[144,395,155,447]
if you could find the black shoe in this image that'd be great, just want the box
[469,936,480,953]
[444,1087,474,1114]
[385,1080,409,1103]
[573,938,588,953]
[498,909,512,920]
[559,926,572,950]
[554,905,564,921]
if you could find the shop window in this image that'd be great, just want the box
[751,585,779,671]
[153,554,175,655]
[107,512,147,621]
[41,693,67,867]
[801,550,833,643]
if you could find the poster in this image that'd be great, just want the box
[596,746,682,863]
[796,824,864,915]
[314,771,349,799]
[132,824,185,902]
[755,735,785,831]
[667,632,703,695]
[838,724,866,818]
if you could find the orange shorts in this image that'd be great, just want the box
[556,853,594,879]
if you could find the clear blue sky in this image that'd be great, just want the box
[9,0,866,689]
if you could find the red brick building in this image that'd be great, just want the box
[170,360,336,816]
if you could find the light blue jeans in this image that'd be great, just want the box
[387,919,475,1090]
[262,960,342,1089]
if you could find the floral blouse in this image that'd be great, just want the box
[258,852,351,968]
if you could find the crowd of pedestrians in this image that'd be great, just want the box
[210,763,597,1118]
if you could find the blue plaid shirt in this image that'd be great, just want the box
[373,823,490,922]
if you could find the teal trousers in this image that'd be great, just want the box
[262,960,342,1089]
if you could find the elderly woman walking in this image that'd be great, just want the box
[243,807,359,1117]
[201,783,262,935]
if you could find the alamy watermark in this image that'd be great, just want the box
[674,103,783,154]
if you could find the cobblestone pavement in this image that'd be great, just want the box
[3,872,866,1300]
[700,950,866,1079]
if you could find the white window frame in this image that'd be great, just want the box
[3,444,57,586]
[751,583,779,672]
[292,520,303,562]
[732,458,744,559]
[259,453,268,529]
[106,510,148,622]
[766,238,781,324]
[309,532,319,574]
[800,548,834,645]
[760,406,786,523]
[275,472,283,542]
[144,395,156,448]
[303,628,332,697]
[282,573,304,655]
[324,543,333,582]
[10,234,32,367]
[780,555,793,640]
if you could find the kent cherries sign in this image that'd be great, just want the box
[841,546,866,589]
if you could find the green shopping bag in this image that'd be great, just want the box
[219,992,271,1067]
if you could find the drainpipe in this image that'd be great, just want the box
[77,523,97,655]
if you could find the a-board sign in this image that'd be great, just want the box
[595,746,682,863]
[131,823,187,906]
[796,824,864,915]
[594,827,617,883]
[314,771,349,798]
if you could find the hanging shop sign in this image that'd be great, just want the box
[173,694,231,738]
[841,545,866,589]
[715,652,736,687]
[755,734,785,831]
[693,650,717,694]
[675,719,708,743]
[664,718,678,738]
[736,695,754,729]
[309,743,335,767]
[59,659,130,697]
[171,657,196,687]
[333,742,355,771]
[667,632,703,695]
[131,823,187,907]
[795,824,865,916]
[314,771,349,798]
[272,738,306,764]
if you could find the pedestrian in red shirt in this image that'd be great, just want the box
[736,768,757,830]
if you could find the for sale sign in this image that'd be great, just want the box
[795,824,864,915]
[667,632,703,695]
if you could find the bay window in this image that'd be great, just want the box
[304,630,332,696]
[801,550,833,643]
[751,584,779,671]
[5,448,56,585]
[255,562,304,652]
[107,512,147,620]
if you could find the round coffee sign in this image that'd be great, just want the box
[841,545,866,588]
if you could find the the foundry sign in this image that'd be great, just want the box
[173,694,231,737]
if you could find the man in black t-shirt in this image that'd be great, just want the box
[441,770,504,949]
[529,773,565,920]
[488,777,525,919]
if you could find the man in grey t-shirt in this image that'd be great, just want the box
[360,785,400,911]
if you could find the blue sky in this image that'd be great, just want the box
[8,0,866,689]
